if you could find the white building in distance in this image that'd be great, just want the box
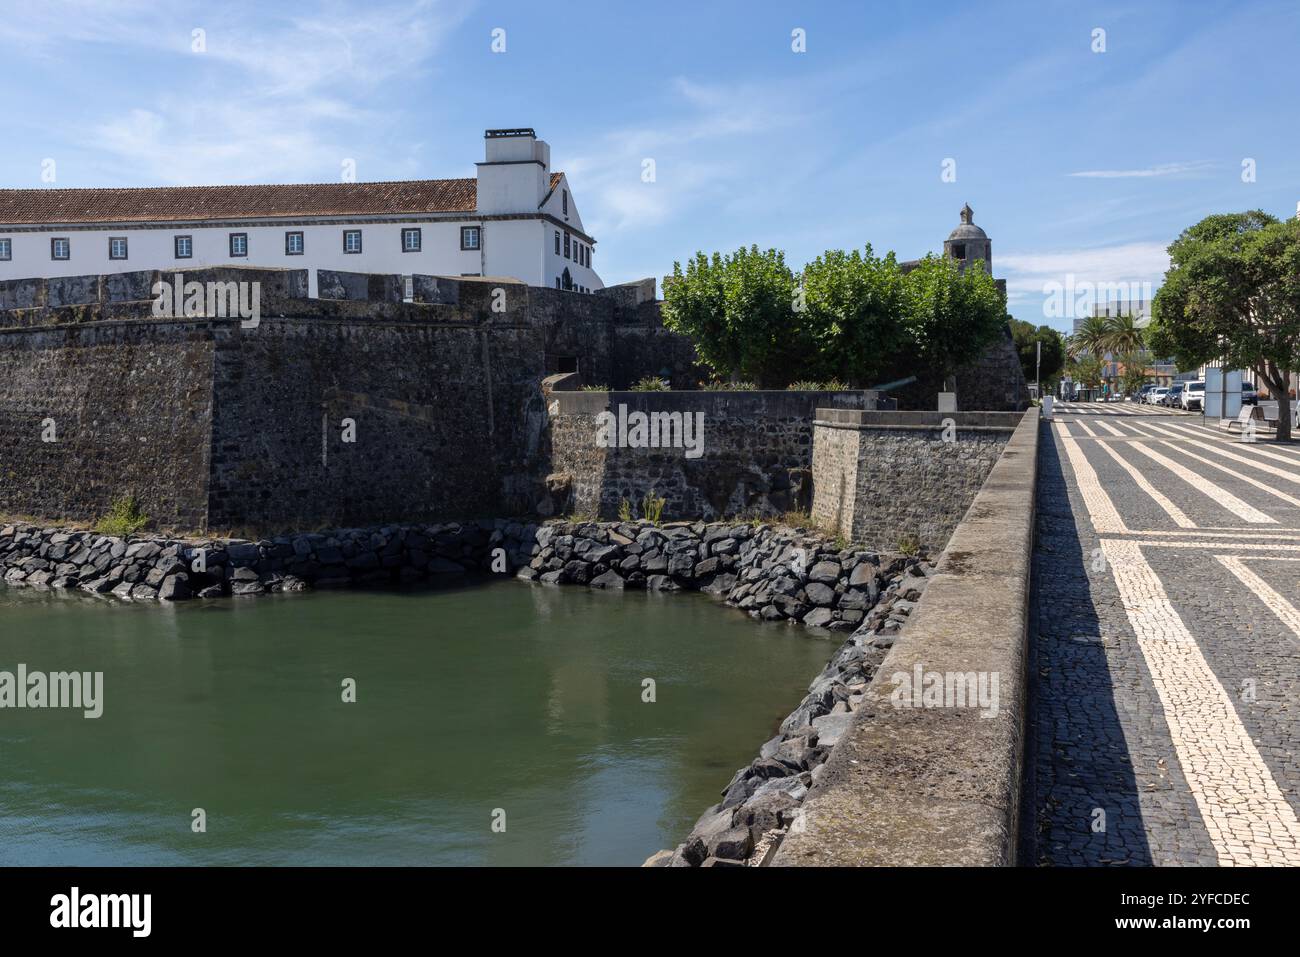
[0,128,602,296]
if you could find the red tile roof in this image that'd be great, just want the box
[0,173,565,225]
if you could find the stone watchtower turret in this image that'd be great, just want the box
[943,203,991,273]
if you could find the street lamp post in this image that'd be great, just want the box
[1036,340,1041,400]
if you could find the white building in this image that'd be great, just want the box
[0,128,602,296]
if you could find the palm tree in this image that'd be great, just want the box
[1069,315,1111,359]
[1103,313,1146,356]
[1103,314,1149,395]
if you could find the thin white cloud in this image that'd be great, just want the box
[8,0,473,185]
[1067,162,1213,179]
[998,242,1171,321]
[564,76,807,239]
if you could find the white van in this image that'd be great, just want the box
[1181,380,1206,411]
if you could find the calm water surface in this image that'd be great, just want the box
[0,580,831,865]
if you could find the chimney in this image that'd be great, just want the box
[477,128,550,214]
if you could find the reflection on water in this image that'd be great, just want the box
[0,580,831,865]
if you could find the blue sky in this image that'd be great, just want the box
[1,0,1297,331]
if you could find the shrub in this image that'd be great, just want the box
[631,376,670,392]
[896,533,921,557]
[94,495,149,537]
[617,498,633,522]
[787,379,851,391]
[641,489,666,525]
[702,380,758,391]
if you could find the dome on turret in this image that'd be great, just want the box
[947,203,987,241]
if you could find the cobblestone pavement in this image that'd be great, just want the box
[1026,400,1300,866]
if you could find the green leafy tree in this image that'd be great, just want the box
[1067,354,1105,390]
[1118,354,1149,395]
[665,246,1006,389]
[662,247,800,387]
[1009,319,1066,387]
[798,246,907,386]
[1151,210,1300,440]
[896,255,1007,387]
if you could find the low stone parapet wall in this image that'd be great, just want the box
[773,406,1040,866]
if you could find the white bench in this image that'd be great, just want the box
[1225,405,1263,433]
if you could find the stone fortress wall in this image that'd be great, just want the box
[0,267,697,531]
[0,266,1028,540]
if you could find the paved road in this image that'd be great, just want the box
[1027,400,1300,866]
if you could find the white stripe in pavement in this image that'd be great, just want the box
[1101,539,1300,866]
[1215,556,1300,646]
[1161,438,1300,488]
[1123,421,1171,438]
[1125,529,1300,539]
[1126,443,1277,524]
[1158,442,1300,511]
[1055,422,1127,533]
[1138,540,1300,550]
[1075,419,1099,437]
[1157,422,1300,466]
[1094,441,1196,528]
[1092,418,1126,437]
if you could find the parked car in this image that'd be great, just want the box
[1181,380,1205,411]
[1148,387,1170,405]
[1242,386,1258,406]
[1136,384,1157,403]
[1163,383,1186,407]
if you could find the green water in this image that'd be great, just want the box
[0,580,831,866]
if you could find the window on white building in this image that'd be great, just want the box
[229,233,248,257]
[554,230,560,255]
[343,230,362,254]
[109,237,128,260]
[563,233,570,259]
[285,231,304,255]
[0,238,10,260]
[51,238,70,260]
[460,226,480,251]
[401,228,422,253]
[562,189,568,216]
[174,235,193,259]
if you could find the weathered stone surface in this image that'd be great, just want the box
[158,574,191,601]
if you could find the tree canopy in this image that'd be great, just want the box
[662,245,1006,389]
[1009,319,1066,387]
[1150,210,1300,439]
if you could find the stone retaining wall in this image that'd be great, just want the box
[773,406,1040,866]
[811,409,1023,552]
[547,389,884,520]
